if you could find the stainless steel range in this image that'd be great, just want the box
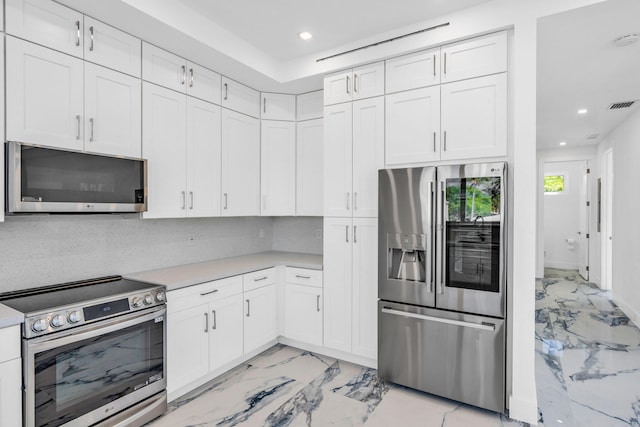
[0,276,167,427]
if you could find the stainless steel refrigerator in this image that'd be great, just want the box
[377,162,506,413]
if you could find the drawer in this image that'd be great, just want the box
[168,276,242,313]
[243,268,276,292]
[0,325,21,362]
[285,267,322,288]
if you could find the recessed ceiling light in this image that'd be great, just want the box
[559,141,567,146]
[298,32,313,41]
[577,109,588,114]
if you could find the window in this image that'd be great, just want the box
[544,175,565,193]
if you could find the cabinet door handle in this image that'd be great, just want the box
[295,274,311,279]
[181,191,186,210]
[189,68,194,87]
[89,118,94,142]
[89,26,94,51]
[316,295,320,312]
[212,310,217,330]
[189,191,194,210]
[75,21,81,47]
[181,65,186,85]
[433,54,436,76]
[263,97,266,114]
[200,289,219,296]
[444,52,447,75]
[346,75,350,94]
[443,131,447,151]
[346,192,350,210]
[353,73,358,93]
[354,192,358,211]
[433,132,436,152]
[246,299,250,317]
[354,225,357,243]
[346,225,349,243]
[204,312,209,333]
[224,193,228,210]
[254,276,268,282]
[224,83,228,100]
[76,115,81,140]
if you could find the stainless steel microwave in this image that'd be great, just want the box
[6,142,147,213]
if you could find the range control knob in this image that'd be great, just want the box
[143,294,153,305]
[51,315,66,328]
[131,297,142,308]
[68,311,81,323]
[155,291,166,303]
[31,318,47,333]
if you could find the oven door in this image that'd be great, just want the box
[24,306,166,427]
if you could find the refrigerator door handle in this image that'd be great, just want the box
[428,180,435,293]
[381,307,496,331]
[436,180,446,294]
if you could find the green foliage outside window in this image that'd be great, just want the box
[544,175,565,193]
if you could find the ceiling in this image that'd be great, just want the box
[177,0,491,62]
[537,0,640,150]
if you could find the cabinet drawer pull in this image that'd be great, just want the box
[224,83,228,100]
[181,65,186,85]
[212,310,217,330]
[200,289,219,296]
[295,275,311,279]
[246,299,250,317]
[189,68,194,87]
[224,193,228,210]
[181,191,186,210]
[204,312,209,333]
[89,26,95,51]
[346,75,350,94]
[316,295,320,312]
[254,276,268,282]
[75,21,80,47]
[354,73,358,93]
[89,118,95,142]
[189,191,194,210]
[76,115,81,140]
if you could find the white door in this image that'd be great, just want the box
[385,86,441,165]
[323,217,353,353]
[166,303,210,394]
[324,103,353,217]
[84,63,142,157]
[323,70,352,105]
[6,37,84,151]
[84,16,142,77]
[385,48,440,94]
[352,96,384,217]
[578,164,590,280]
[209,294,244,371]
[441,73,507,160]
[221,77,260,118]
[603,148,614,290]
[261,120,296,216]
[142,82,187,219]
[186,62,221,105]
[284,284,323,346]
[186,97,222,217]
[351,218,378,359]
[243,285,277,353]
[296,119,324,216]
[352,62,385,100]
[221,109,260,216]
[142,42,186,93]
[6,0,84,57]
[261,93,296,121]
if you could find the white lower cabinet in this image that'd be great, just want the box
[323,217,378,359]
[243,269,277,353]
[283,267,323,346]
[0,325,22,427]
[209,293,244,371]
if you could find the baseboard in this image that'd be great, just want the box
[508,394,540,425]
[613,297,640,327]
[544,261,579,270]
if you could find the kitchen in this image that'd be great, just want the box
[0,0,636,426]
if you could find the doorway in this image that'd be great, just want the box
[600,148,614,290]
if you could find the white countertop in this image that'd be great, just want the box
[125,251,323,291]
[0,303,24,329]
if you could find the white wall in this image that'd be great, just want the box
[597,107,640,324]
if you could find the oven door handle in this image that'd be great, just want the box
[26,306,166,353]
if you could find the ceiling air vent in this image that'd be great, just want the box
[586,133,600,140]
[608,100,637,110]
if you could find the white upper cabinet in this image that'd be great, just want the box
[261,120,296,216]
[221,109,261,216]
[385,47,440,94]
[261,93,295,121]
[385,86,441,166]
[296,90,323,121]
[221,77,260,118]
[83,16,141,77]
[323,62,384,105]
[441,31,507,83]
[296,119,324,216]
[6,0,84,57]
[6,37,84,151]
[84,63,141,157]
[186,62,221,105]
[323,103,353,217]
[441,73,507,160]
[142,42,187,93]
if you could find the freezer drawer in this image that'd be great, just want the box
[378,301,505,413]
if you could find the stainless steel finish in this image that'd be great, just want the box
[354,225,357,243]
[246,299,250,317]
[89,117,95,141]
[346,225,349,243]
[189,68,194,87]
[76,114,81,139]
[200,289,219,296]
[436,180,445,295]
[378,301,505,413]
[75,21,80,46]
[181,65,186,85]
[23,306,167,427]
[92,391,166,427]
[224,193,228,209]
[181,191,186,210]
[189,191,194,210]
[204,312,208,332]
[346,75,350,94]
[316,295,320,312]
[354,73,358,92]
[224,83,228,100]
[212,310,217,329]
[89,26,94,51]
